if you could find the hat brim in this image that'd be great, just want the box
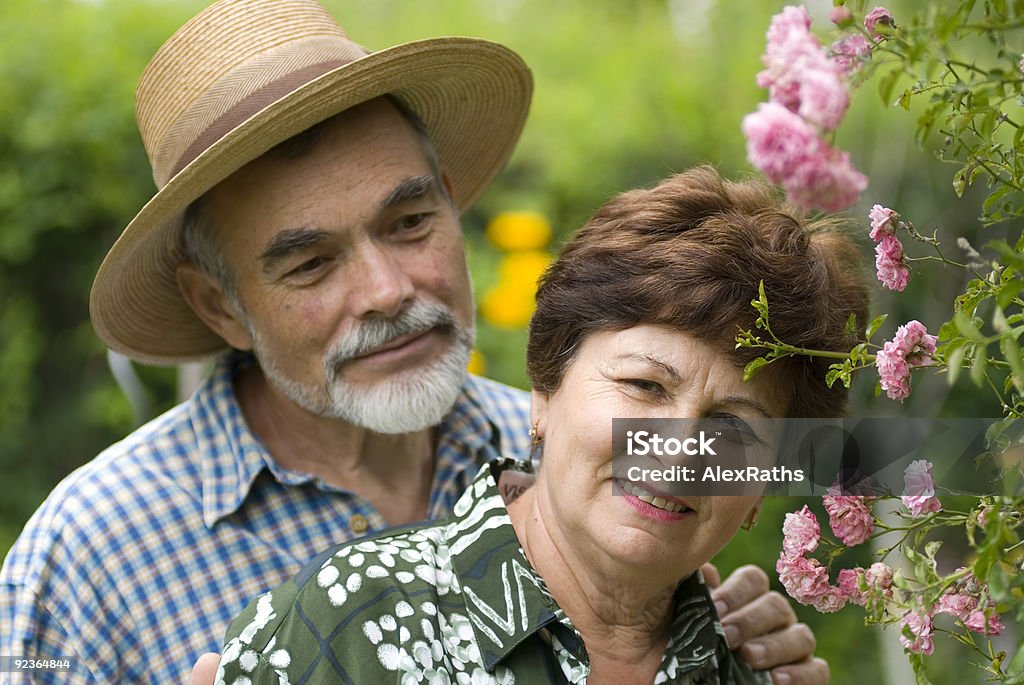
[90,37,532,365]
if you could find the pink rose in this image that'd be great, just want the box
[868,204,898,241]
[742,102,821,185]
[829,6,854,26]
[874,234,910,291]
[777,553,832,606]
[891,320,937,366]
[798,67,850,131]
[758,6,822,113]
[977,505,994,528]
[864,6,896,37]
[831,34,872,75]
[837,568,866,606]
[875,343,911,400]
[900,607,935,655]
[902,459,942,516]
[782,505,821,556]
[934,592,978,621]
[784,143,868,212]
[865,562,893,591]
[823,494,875,546]
[809,586,847,613]
[964,609,1004,636]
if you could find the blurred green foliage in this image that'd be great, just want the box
[0,0,1004,682]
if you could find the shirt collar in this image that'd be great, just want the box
[447,459,727,678]
[194,356,508,528]
[192,352,274,528]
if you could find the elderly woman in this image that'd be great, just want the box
[215,166,867,684]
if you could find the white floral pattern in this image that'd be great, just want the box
[216,460,766,684]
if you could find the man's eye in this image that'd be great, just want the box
[289,256,327,276]
[396,213,431,233]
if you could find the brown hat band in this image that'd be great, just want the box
[170,59,346,179]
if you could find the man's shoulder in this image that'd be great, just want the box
[464,375,531,458]
[1,400,202,588]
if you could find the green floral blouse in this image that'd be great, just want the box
[216,459,770,684]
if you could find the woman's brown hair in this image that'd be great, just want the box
[526,166,869,418]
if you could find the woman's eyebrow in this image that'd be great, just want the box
[719,395,773,418]
[614,352,681,383]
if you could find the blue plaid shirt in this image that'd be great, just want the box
[0,353,531,684]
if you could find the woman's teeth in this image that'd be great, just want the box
[620,481,689,513]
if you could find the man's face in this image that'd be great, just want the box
[204,99,475,433]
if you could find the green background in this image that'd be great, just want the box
[0,1,1010,681]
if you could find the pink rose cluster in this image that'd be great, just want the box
[901,459,942,516]
[777,503,886,613]
[743,5,870,212]
[874,320,936,401]
[899,569,1004,655]
[869,204,910,291]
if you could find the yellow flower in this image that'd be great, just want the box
[486,211,552,251]
[480,281,536,329]
[498,250,553,287]
[466,349,486,376]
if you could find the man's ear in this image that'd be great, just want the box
[176,262,253,351]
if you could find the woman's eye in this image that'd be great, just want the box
[714,416,762,444]
[626,378,665,395]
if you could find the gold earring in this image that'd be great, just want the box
[742,508,761,531]
[529,421,543,444]
[529,421,543,466]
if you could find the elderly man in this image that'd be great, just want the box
[0,1,826,683]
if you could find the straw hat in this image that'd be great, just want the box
[89,0,532,364]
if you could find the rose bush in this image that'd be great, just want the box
[738,2,1024,681]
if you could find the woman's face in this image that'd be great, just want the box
[531,324,789,581]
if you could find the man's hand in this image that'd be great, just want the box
[703,563,830,685]
[190,653,220,685]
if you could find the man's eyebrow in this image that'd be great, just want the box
[615,352,682,383]
[379,175,436,211]
[259,227,330,271]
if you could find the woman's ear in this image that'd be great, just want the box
[176,262,253,351]
[529,388,550,439]
[742,496,765,530]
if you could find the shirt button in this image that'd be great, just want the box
[350,514,369,534]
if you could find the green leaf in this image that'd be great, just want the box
[972,348,990,387]
[953,167,967,197]
[826,360,853,389]
[878,68,902,106]
[1001,335,1024,392]
[866,313,888,340]
[743,357,771,382]
[983,184,1012,216]
[844,313,858,339]
[897,89,912,110]
[947,344,967,385]
[955,310,986,341]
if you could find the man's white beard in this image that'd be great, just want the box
[245,299,473,434]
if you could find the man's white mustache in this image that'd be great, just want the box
[325,301,456,370]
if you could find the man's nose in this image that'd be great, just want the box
[349,242,415,318]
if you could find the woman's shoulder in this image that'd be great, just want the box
[217,522,463,682]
